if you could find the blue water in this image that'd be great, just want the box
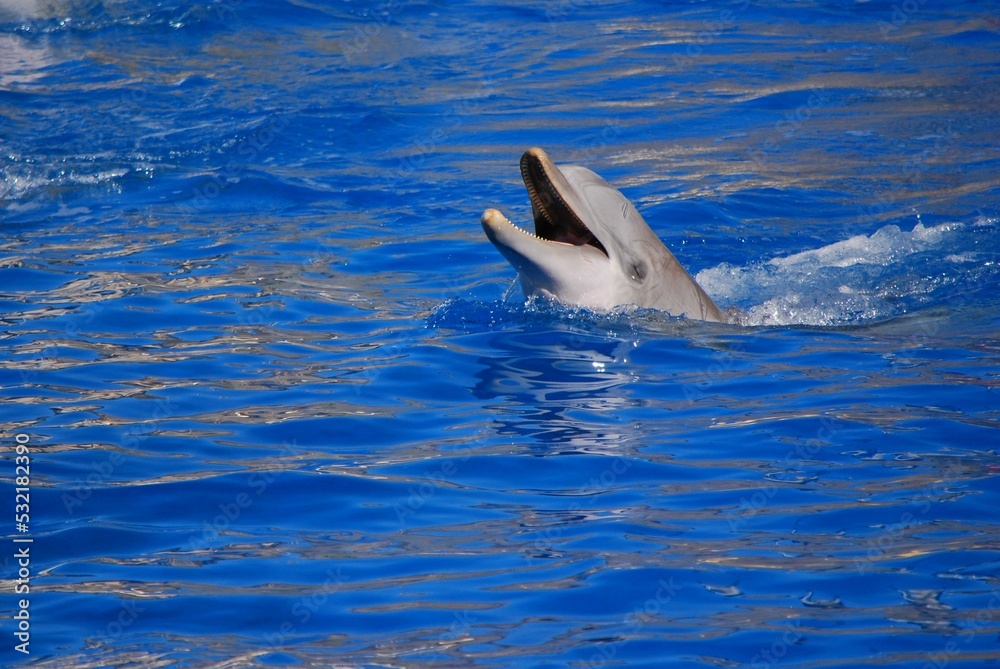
[2,0,1000,667]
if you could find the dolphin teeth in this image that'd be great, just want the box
[483,208,545,241]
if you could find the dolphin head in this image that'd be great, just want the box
[481,147,723,321]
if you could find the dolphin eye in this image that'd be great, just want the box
[630,261,647,283]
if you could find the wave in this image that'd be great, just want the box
[697,217,998,327]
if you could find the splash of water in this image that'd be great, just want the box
[697,220,992,327]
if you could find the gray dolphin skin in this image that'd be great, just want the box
[481,148,725,322]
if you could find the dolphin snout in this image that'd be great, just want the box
[481,208,505,227]
[480,208,513,244]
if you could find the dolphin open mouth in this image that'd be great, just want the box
[518,148,610,257]
[480,148,614,298]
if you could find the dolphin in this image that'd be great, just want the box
[481,147,725,322]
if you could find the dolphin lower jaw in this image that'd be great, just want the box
[481,208,615,308]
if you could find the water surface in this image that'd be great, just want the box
[1,1,999,667]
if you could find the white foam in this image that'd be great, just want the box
[767,222,957,271]
[697,222,963,327]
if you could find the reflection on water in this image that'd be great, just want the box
[0,32,57,87]
[472,324,640,450]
